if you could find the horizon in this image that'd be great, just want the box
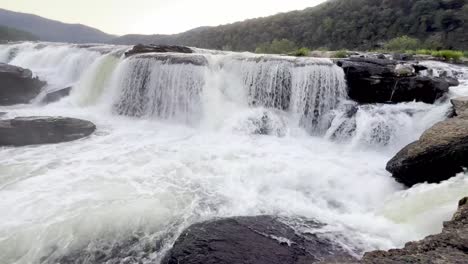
[0,0,327,36]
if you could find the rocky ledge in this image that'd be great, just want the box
[336,58,457,104]
[0,63,46,105]
[162,216,356,264]
[0,117,96,146]
[386,97,468,187]
[42,86,73,104]
[362,197,468,264]
[125,44,193,57]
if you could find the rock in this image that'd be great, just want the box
[125,44,193,57]
[42,87,72,104]
[412,64,428,74]
[393,53,414,61]
[362,197,468,264]
[337,58,451,104]
[451,97,468,117]
[444,76,460,87]
[0,63,46,105]
[161,216,356,264]
[135,53,208,66]
[386,117,468,187]
[394,64,415,77]
[0,117,96,146]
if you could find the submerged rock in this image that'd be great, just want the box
[337,58,453,104]
[42,86,72,104]
[125,44,193,57]
[162,216,356,264]
[362,197,468,264]
[0,63,46,105]
[0,117,96,146]
[386,116,468,187]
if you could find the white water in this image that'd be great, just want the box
[0,42,467,263]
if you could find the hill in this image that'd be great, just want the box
[112,0,467,51]
[0,25,38,42]
[0,8,115,44]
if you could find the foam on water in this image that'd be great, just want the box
[0,42,467,263]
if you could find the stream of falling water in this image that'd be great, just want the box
[0,42,467,263]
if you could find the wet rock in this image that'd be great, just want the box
[444,76,460,87]
[386,117,468,187]
[0,63,46,105]
[362,197,468,264]
[125,44,193,57]
[0,117,96,146]
[162,216,356,264]
[134,53,208,66]
[392,53,414,61]
[337,58,451,104]
[42,87,72,104]
[451,96,468,117]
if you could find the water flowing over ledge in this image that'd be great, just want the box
[0,42,467,263]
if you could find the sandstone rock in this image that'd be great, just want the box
[386,117,468,187]
[337,58,452,104]
[0,63,46,105]
[42,87,72,104]
[125,44,193,57]
[362,197,468,264]
[451,96,468,117]
[162,216,356,264]
[0,117,96,146]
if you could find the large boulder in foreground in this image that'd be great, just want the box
[336,58,452,104]
[162,216,356,264]
[125,44,193,57]
[362,197,468,264]
[0,117,96,146]
[0,63,46,105]
[386,116,468,187]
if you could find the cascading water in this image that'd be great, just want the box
[0,42,467,264]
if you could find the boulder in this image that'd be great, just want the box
[386,117,468,187]
[162,216,356,264]
[42,87,72,104]
[0,117,96,146]
[451,97,468,117]
[392,53,414,61]
[0,63,46,105]
[125,44,193,57]
[362,197,468,264]
[337,58,452,104]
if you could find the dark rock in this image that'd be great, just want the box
[0,117,96,146]
[42,87,72,104]
[444,76,460,87]
[125,44,193,57]
[337,58,450,104]
[412,64,428,73]
[393,53,414,61]
[162,216,356,264]
[362,197,468,264]
[134,53,208,66]
[377,54,386,59]
[386,117,468,187]
[0,63,46,105]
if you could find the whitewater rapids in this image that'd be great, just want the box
[0,42,467,263]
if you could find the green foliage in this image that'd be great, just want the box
[333,50,348,58]
[289,47,311,57]
[255,39,297,54]
[464,51,468,58]
[415,49,433,55]
[0,25,38,41]
[431,50,464,61]
[385,36,421,51]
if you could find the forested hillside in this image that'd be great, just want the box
[112,0,467,51]
[0,25,38,42]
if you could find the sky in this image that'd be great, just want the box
[0,0,327,36]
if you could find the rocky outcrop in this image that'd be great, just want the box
[362,197,468,264]
[451,96,468,117]
[162,216,356,264]
[42,87,72,104]
[0,63,46,105]
[0,117,96,146]
[135,53,208,66]
[125,44,193,57]
[336,58,453,104]
[386,116,468,187]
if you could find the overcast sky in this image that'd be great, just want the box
[1,0,327,35]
